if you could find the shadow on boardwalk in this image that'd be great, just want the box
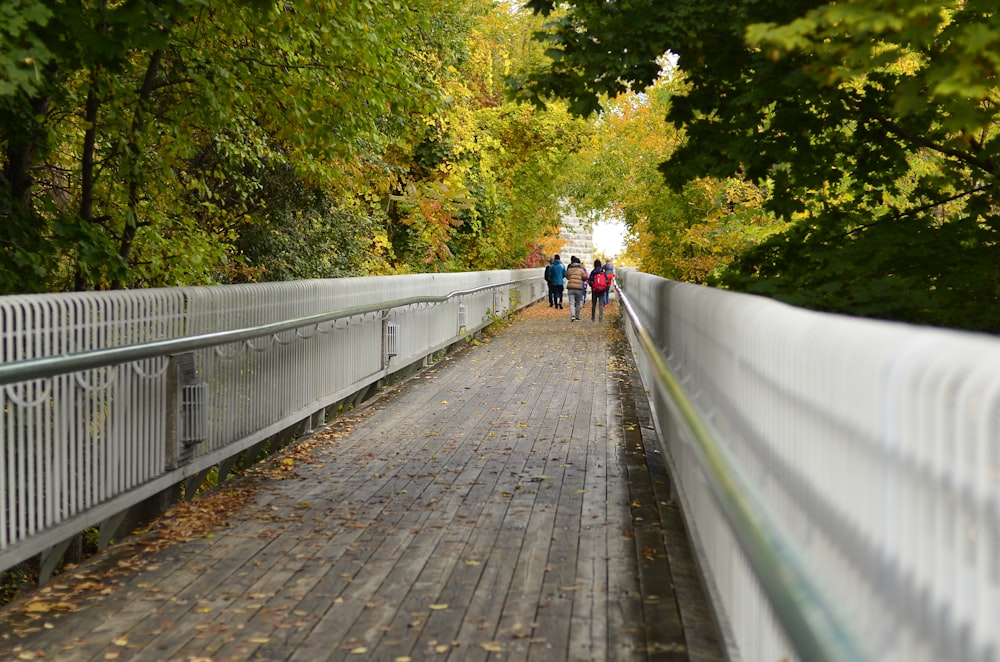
[0,302,723,662]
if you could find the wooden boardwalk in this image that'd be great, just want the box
[0,302,723,662]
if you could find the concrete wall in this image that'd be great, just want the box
[558,206,593,266]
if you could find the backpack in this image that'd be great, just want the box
[591,270,608,293]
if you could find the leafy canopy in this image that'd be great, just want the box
[1,0,584,291]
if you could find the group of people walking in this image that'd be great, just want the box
[543,254,615,322]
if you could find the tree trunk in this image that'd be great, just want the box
[112,50,163,290]
[75,82,100,291]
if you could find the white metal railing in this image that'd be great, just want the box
[0,270,543,578]
[617,270,1000,662]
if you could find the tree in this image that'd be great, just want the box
[377,3,591,273]
[517,0,1000,333]
[0,0,479,291]
[559,76,781,282]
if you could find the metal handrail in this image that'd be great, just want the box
[0,279,529,386]
[614,281,871,662]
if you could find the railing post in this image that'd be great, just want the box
[382,316,398,369]
[166,352,204,470]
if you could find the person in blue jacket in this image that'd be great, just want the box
[547,254,566,309]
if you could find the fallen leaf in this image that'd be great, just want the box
[480,642,503,652]
[428,604,448,610]
[25,601,75,613]
[113,636,128,646]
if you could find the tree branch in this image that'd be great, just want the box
[871,111,999,177]
[843,184,991,238]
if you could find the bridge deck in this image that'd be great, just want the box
[0,303,723,661]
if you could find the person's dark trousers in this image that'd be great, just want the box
[591,292,605,320]
[553,285,564,308]
[548,285,556,306]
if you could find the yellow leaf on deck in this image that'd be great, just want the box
[428,603,448,610]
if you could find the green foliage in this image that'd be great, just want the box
[226,166,381,282]
[378,5,592,273]
[558,79,784,281]
[0,0,584,291]
[520,0,1000,333]
[0,562,35,606]
[0,0,52,96]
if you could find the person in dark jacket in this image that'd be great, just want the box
[588,258,608,321]
[544,258,554,307]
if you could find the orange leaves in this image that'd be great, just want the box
[23,600,77,614]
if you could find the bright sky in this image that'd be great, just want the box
[592,218,628,257]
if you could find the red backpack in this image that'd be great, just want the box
[591,270,608,293]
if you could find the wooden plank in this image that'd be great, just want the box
[397,325,563,660]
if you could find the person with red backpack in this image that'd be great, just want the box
[601,262,615,307]
[588,259,609,321]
